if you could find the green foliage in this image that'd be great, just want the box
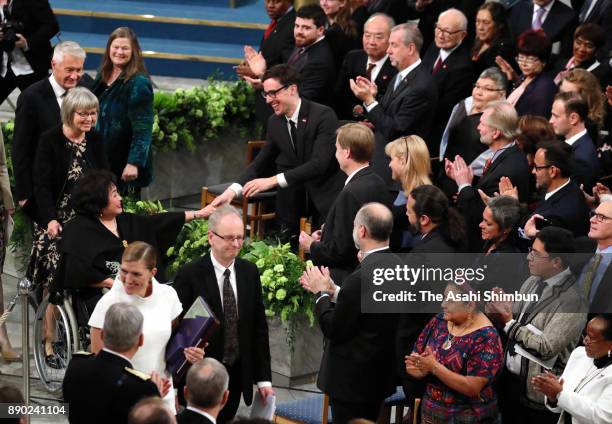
[166,219,210,275]
[122,198,166,215]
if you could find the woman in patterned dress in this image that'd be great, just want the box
[31,87,108,362]
[405,282,504,423]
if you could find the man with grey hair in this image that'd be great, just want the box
[177,358,230,423]
[349,22,437,186]
[63,303,163,424]
[300,202,398,424]
[12,40,86,221]
[174,205,273,424]
[129,397,177,424]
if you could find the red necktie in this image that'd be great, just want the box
[432,56,443,75]
[483,158,493,175]
[264,19,277,40]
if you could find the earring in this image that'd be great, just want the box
[608,350,611,358]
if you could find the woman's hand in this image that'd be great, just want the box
[495,56,517,82]
[532,372,564,401]
[184,346,205,364]
[405,353,428,379]
[150,371,171,397]
[47,220,62,238]
[121,164,138,182]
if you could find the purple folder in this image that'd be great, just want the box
[165,296,220,382]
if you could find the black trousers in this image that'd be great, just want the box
[218,360,243,424]
[498,369,559,424]
[330,398,383,424]
[0,66,46,105]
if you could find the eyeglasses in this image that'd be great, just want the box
[473,83,505,92]
[75,111,98,119]
[211,230,244,243]
[261,84,289,99]
[590,211,612,223]
[527,247,550,260]
[434,24,464,36]
[533,164,552,171]
[515,55,540,64]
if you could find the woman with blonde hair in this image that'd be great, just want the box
[560,68,606,141]
[385,135,431,251]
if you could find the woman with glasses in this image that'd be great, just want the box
[471,2,516,76]
[496,29,557,118]
[533,314,612,424]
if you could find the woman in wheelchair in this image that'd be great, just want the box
[88,241,204,413]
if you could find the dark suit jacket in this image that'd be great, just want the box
[472,37,517,76]
[570,132,601,191]
[239,99,343,219]
[576,0,612,55]
[367,62,438,184]
[422,43,475,156]
[325,22,360,68]
[514,73,558,118]
[316,250,399,403]
[550,55,610,88]
[333,49,397,120]
[509,0,578,56]
[173,254,272,406]
[530,180,591,236]
[309,166,392,284]
[33,125,109,226]
[176,409,215,424]
[62,350,158,424]
[288,39,337,106]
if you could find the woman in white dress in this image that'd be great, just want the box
[533,314,612,424]
[88,241,204,412]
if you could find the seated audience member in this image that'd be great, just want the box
[64,303,163,424]
[334,13,397,120]
[299,123,391,284]
[471,2,516,75]
[177,358,229,424]
[445,101,530,252]
[533,314,612,423]
[551,23,609,88]
[128,397,176,424]
[550,91,601,191]
[320,0,359,66]
[350,22,437,185]
[385,135,431,252]
[300,202,398,424]
[497,29,558,118]
[488,227,587,424]
[437,67,507,198]
[212,65,343,239]
[0,384,26,424]
[422,8,475,156]
[521,141,591,239]
[89,242,204,413]
[405,282,503,423]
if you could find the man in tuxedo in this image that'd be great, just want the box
[0,0,59,104]
[177,358,229,424]
[333,13,397,120]
[549,91,600,191]
[63,303,162,424]
[300,202,398,424]
[12,41,85,221]
[509,0,578,55]
[298,123,391,284]
[350,22,437,185]
[212,64,343,238]
[173,206,274,424]
[422,8,474,156]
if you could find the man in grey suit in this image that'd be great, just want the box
[350,22,437,186]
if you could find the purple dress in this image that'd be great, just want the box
[414,313,503,423]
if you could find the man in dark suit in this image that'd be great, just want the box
[550,91,600,191]
[63,303,162,424]
[0,0,59,104]
[422,8,475,156]
[213,64,343,237]
[333,13,397,120]
[128,398,177,424]
[447,101,530,251]
[299,123,391,284]
[177,358,229,424]
[173,206,274,424]
[12,41,86,221]
[350,22,437,185]
[509,0,578,56]
[300,202,398,424]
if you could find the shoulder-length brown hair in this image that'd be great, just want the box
[100,27,149,82]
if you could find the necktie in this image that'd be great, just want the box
[581,253,602,301]
[288,119,297,153]
[287,47,305,66]
[533,6,545,29]
[393,74,403,92]
[222,269,239,366]
[482,157,493,175]
[264,19,277,40]
[365,62,376,81]
[432,56,444,75]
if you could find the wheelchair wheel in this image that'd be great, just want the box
[33,294,74,394]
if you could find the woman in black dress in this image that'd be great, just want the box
[471,2,516,76]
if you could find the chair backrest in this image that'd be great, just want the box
[246,140,266,165]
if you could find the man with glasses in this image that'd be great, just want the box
[212,64,343,241]
[487,226,587,424]
[173,205,273,424]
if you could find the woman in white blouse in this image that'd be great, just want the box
[533,314,612,424]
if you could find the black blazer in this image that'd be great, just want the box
[316,250,399,403]
[570,132,601,192]
[575,0,612,55]
[325,22,359,68]
[33,125,108,226]
[260,8,296,67]
[333,49,397,120]
[176,409,215,424]
[288,39,337,106]
[471,37,517,76]
[550,56,610,89]
[309,166,392,284]
[514,73,558,118]
[173,254,272,406]
[422,43,475,156]
[239,99,344,219]
[367,62,438,185]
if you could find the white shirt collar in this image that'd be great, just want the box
[544,267,571,287]
[48,74,67,99]
[287,99,302,125]
[210,251,236,274]
[363,245,389,258]
[367,54,389,82]
[344,164,369,186]
[439,42,461,62]
[564,128,587,146]
[186,407,217,424]
[102,348,133,367]
[367,54,388,68]
[534,0,555,17]
[397,58,422,82]
[545,178,571,200]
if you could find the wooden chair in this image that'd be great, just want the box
[201,141,276,238]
